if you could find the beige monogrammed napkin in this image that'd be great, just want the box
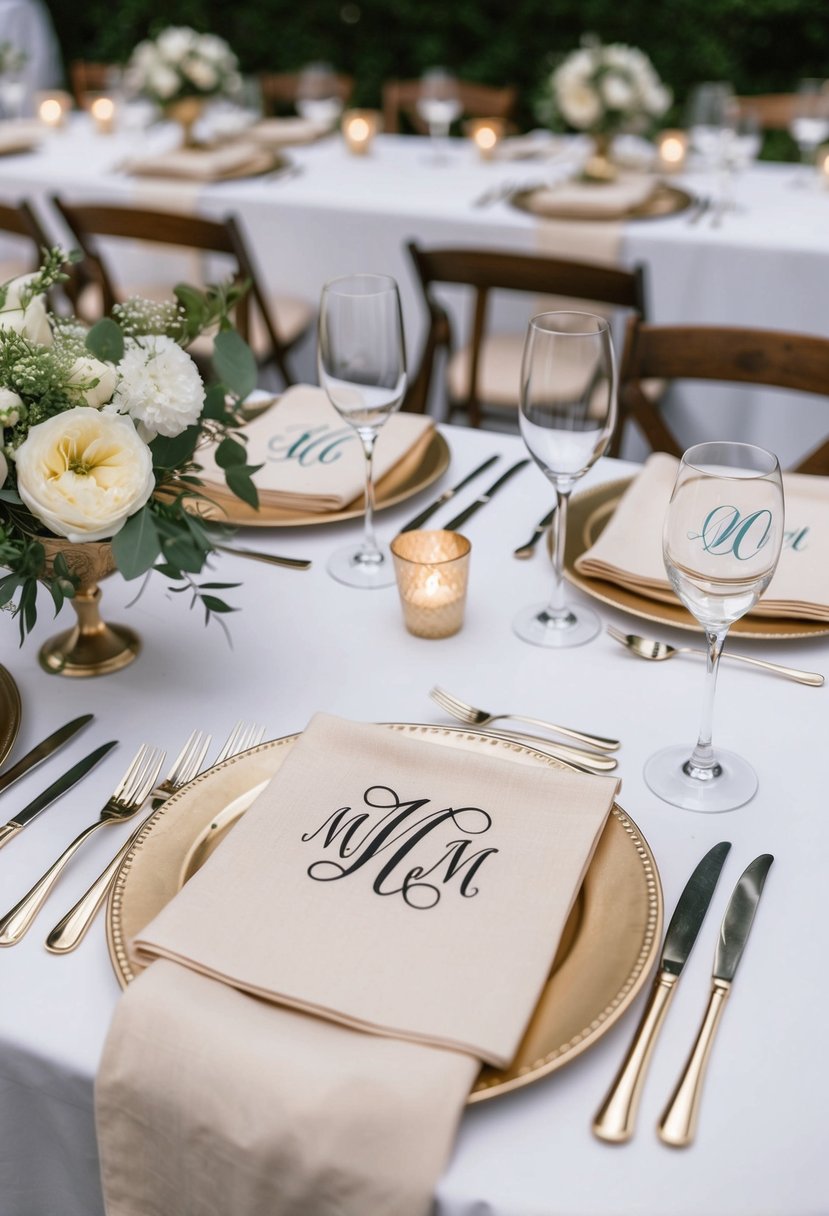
[96,714,618,1216]
[576,452,829,620]
[197,385,435,512]
[528,171,655,220]
[126,140,273,181]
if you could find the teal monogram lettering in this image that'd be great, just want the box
[688,505,773,561]
[783,527,809,552]
[266,423,356,467]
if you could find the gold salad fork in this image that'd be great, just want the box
[45,722,266,954]
[0,745,165,947]
[429,686,620,752]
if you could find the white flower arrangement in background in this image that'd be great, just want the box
[125,26,240,107]
[539,37,671,136]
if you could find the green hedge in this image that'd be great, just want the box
[46,0,827,150]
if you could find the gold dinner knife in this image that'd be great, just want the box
[592,840,732,1143]
[0,714,94,799]
[0,741,118,849]
[443,459,530,532]
[397,455,500,533]
[658,853,774,1148]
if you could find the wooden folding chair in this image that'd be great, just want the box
[259,71,354,116]
[382,79,517,135]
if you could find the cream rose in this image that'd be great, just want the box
[0,450,7,487]
[66,356,117,409]
[0,387,23,425]
[14,407,155,542]
[0,274,53,347]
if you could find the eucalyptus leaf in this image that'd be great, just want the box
[151,425,201,471]
[85,317,124,363]
[213,329,257,400]
[215,437,247,468]
[112,506,161,579]
[225,464,260,509]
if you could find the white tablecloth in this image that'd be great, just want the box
[0,121,827,463]
[0,424,825,1215]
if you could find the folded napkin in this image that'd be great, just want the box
[126,140,274,181]
[97,714,618,1216]
[197,384,435,512]
[0,119,41,156]
[523,171,656,219]
[247,116,331,147]
[576,452,829,621]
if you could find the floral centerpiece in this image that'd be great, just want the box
[0,250,261,673]
[538,38,671,179]
[0,42,26,77]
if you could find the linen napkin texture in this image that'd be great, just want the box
[196,385,435,512]
[247,116,332,147]
[525,171,655,219]
[576,452,829,620]
[133,713,619,1067]
[97,715,617,1216]
[126,141,273,181]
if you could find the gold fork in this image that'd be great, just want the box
[44,723,265,954]
[0,744,165,947]
[44,730,210,954]
[429,686,620,752]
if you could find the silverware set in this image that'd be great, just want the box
[397,455,528,534]
[593,845,773,1148]
[0,720,265,950]
[513,507,556,559]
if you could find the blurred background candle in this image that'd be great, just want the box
[90,95,116,134]
[36,91,71,128]
[656,128,689,172]
[818,143,829,186]
[341,109,379,155]
[390,530,471,638]
[468,117,504,160]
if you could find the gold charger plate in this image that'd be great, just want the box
[0,665,21,767]
[510,181,692,222]
[188,429,451,527]
[108,724,662,1103]
[564,477,829,640]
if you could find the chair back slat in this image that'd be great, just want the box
[382,79,517,134]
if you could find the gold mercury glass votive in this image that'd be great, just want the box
[468,117,505,160]
[390,530,471,639]
[89,94,116,134]
[656,129,688,173]
[36,90,72,128]
[342,109,380,155]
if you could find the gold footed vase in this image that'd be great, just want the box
[38,539,140,678]
[163,96,205,148]
[583,132,618,183]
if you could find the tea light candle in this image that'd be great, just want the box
[342,109,379,155]
[469,117,504,160]
[36,91,71,129]
[390,530,471,639]
[656,128,688,173]
[90,95,116,134]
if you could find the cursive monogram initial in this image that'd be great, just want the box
[267,423,356,467]
[688,505,773,560]
[301,785,498,910]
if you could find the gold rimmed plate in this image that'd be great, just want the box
[108,724,662,1103]
[564,478,829,640]
[510,181,693,223]
[0,665,21,768]
[186,429,450,527]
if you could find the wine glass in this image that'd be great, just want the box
[318,273,407,589]
[513,312,617,648]
[644,442,784,812]
[686,82,736,218]
[295,63,344,129]
[788,79,829,186]
[416,68,462,162]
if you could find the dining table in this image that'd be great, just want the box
[0,113,828,465]
[0,418,824,1216]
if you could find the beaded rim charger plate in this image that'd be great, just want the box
[509,181,693,222]
[107,724,662,1103]
[0,666,21,767]
[563,477,829,640]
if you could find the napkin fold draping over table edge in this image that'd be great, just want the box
[575,451,829,621]
[96,714,619,1216]
[195,385,436,513]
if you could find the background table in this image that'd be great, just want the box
[0,422,824,1216]
[0,120,827,463]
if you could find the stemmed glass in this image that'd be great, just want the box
[685,81,736,217]
[318,273,407,589]
[788,79,829,186]
[296,63,344,129]
[513,312,617,648]
[644,442,784,812]
[416,68,462,162]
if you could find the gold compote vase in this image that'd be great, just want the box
[583,132,618,182]
[163,96,206,148]
[38,537,140,678]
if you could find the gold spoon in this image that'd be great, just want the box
[606,626,824,687]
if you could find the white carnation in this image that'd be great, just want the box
[14,407,155,542]
[111,335,204,440]
[67,356,117,409]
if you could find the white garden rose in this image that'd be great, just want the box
[157,26,197,63]
[0,387,23,425]
[149,63,180,101]
[110,334,204,440]
[0,450,7,487]
[66,356,117,409]
[184,57,218,91]
[601,73,635,111]
[14,407,155,542]
[558,81,602,129]
[0,274,53,347]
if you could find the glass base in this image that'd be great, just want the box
[327,542,396,589]
[644,743,758,813]
[512,602,601,649]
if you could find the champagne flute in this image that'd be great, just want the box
[318,273,407,589]
[644,442,784,812]
[513,312,617,648]
[416,68,462,162]
[788,79,829,186]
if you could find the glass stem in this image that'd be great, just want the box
[360,430,379,555]
[684,627,728,780]
[542,487,574,625]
